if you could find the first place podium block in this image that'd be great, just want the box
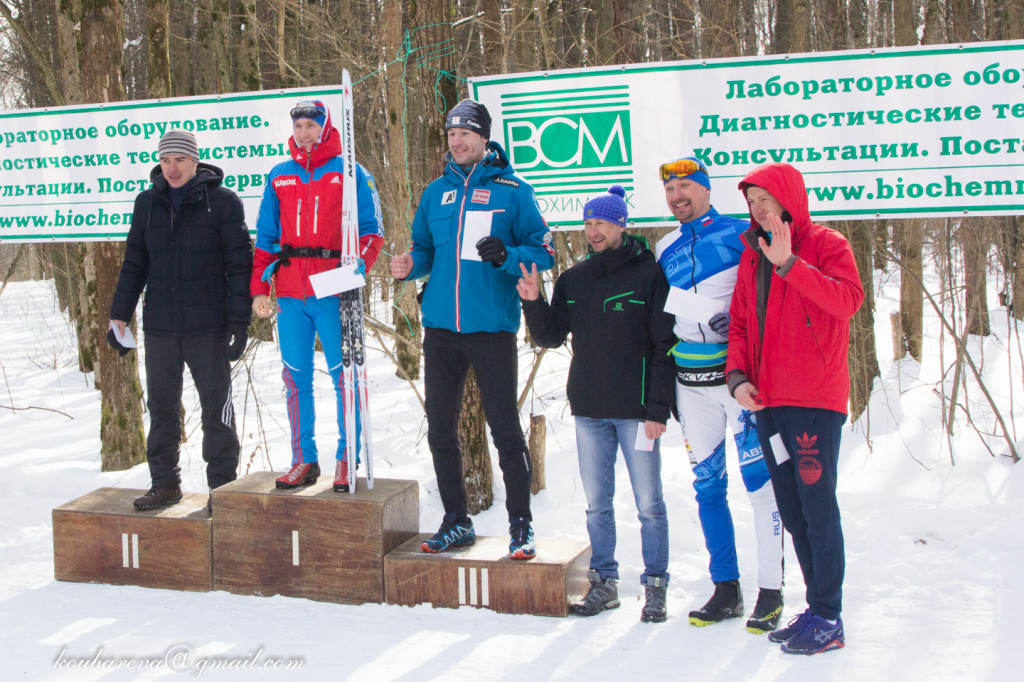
[212,473,418,605]
[385,535,592,617]
[53,487,213,592]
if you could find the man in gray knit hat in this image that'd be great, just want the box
[109,130,253,511]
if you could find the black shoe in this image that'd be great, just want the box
[508,516,536,560]
[641,576,668,623]
[689,579,744,626]
[133,486,183,511]
[747,588,784,634]
[571,571,620,616]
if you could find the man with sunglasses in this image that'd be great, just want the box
[390,99,554,560]
[654,156,784,633]
[251,99,384,492]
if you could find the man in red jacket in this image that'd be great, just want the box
[726,162,864,655]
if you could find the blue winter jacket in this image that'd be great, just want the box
[405,141,554,333]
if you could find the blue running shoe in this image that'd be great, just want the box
[509,517,535,560]
[421,512,476,553]
[768,608,813,643]
[780,614,845,655]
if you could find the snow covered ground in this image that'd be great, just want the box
[1,273,1021,681]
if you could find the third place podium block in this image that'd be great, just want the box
[212,472,418,605]
[384,535,592,617]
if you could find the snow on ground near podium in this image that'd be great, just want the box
[1,274,1022,681]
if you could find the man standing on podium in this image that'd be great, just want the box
[390,99,554,560]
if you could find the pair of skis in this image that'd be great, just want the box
[338,70,373,492]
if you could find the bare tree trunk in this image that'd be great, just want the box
[772,0,811,53]
[237,0,261,91]
[82,0,146,471]
[838,220,880,422]
[147,0,170,98]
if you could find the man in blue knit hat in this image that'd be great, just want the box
[518,185,676,622]
[391,98,554,559]
[655,157,785,633]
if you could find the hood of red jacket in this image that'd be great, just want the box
[288,100,342,169]
[737,162,811,233]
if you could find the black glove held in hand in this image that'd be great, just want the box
[225,323,248,362]
[708,312,730,336]
[106,328,131,357]
[476,236,508,268]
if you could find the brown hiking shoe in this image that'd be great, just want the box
[275,462,320,489]
[133,486,183,510]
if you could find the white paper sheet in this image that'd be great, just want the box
[110,321,137,349]
[310,264,366,298]
[769,433,790,465]
[461,211,493,261]
[664,286,726,322]
[634,426,656,452]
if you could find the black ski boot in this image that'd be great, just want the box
[641,576,668,623]
[689,579,744,626]
[746,588,784,634]
[571,571,620,616]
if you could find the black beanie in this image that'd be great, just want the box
[445,99,492,139]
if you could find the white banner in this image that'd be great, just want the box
[469,40,1024,229]
[0,85,349,242]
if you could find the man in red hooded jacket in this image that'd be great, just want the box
[251,99,384,493]
[726,162,864,655]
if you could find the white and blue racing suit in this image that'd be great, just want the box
[656,207,783,589]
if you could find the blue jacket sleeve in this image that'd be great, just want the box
[498,183,554,276]
[355,163,384,239]
[405,188,435,280]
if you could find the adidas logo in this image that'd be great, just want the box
[331,176,341,184]
[796,432,819,455]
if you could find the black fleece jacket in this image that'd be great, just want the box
[522,234,676,423]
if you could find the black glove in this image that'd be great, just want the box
[708,312,730,336]
[225,323,248,362]
[476,236,508,268]
[106,328,131,357]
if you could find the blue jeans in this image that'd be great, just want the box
[575,417,669,585]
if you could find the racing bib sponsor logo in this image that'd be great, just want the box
[274,178,297,188]
[442,190,457,205]
[472,189,491,204]
[493,177,520,188]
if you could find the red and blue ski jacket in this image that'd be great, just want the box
[251,126,383,299]
[403,141,554,333]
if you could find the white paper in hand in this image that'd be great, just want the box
[664,286,727,322]
[769,433,790,465]
[110,321,138,349]
[634,426,656,452]
[309,264,366,298]
[461,211,494,261]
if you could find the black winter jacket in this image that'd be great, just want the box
[110,163,252,337]
[522,234,677,423]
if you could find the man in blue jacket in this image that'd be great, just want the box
[390,99,554,559]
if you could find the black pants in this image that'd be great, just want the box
[757,405,846,621]
[144,333,240,489]
[423,327,531,522]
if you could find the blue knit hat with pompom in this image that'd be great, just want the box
[583,185,628,227]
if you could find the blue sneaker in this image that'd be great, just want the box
[768,608,813,643]
[421,512,476,553]
[780,614,845,655]
[509,517,535,560]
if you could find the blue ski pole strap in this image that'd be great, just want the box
[355,258,366,276]
[261,243,285,283]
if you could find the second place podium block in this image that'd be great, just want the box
[212,473,418,605]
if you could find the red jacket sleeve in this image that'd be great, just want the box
[359,234,384,272]
[783,227,864,321]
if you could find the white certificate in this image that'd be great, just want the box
[769,433,790,465]
[634,426,656,452]
[310,264,366,298]
[110,322,137,349]
[664,286,727,322]
[461,211,493,261]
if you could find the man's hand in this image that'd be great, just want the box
[107,320,131,357]
[225,323,248,362]
[391,253,413,280]
[644,420,666,441]
[110,319,128,336]
[252,295,273,318]
[476,236,508,268]
[516,262,540,301]
[759,212,793,267]
[734,381,764,411]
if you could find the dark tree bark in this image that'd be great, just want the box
[147,0,170,98]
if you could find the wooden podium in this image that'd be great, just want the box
[212,472,418,605]
[384,535,591,617]
[53,487,213,592]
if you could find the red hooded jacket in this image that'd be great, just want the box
[726,163,865,415]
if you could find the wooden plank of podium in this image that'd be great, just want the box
[53,487,212,592]
[384,535,592,617]
[212,472,418,605]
